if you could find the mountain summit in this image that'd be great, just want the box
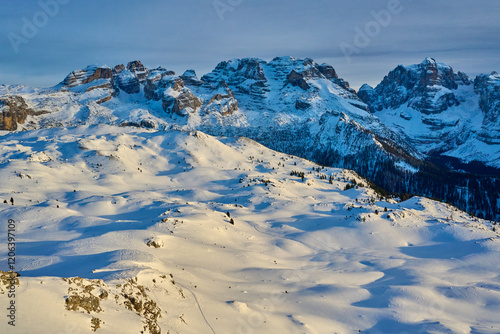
[358,57,471,114]
[358,58,500,168]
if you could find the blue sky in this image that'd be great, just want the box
[1,0,499,90]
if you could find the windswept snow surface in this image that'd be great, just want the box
[0,125,499,333]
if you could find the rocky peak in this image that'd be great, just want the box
[180,69,203,86]
[415,57,459,90]
[113,64,126,74]
[126,60,148,83]
[203,58,267,83]
[127,60,144,71]
[61,65,113,88]
[268,57,358,96]
[359,58,468,114]
[110,61,149,95]
[144,69,181,101]
[61,61,151,96]
[356,84,377,106]
[316,63,338,80]
[201,58,268,97]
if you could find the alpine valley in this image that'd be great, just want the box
[1,57,500,333]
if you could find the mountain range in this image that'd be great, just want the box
[1,57,499,220]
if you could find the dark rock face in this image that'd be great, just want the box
[456,71,472,86]
[172,91,202,115]
[62,61,148,95]
[145,69,167,101]
[62,66,113,87]
[163,90,202,116]
[126,60,148,84]
[317,63,338,80]
[409,90,459,114]
[475,72,500,144]
[82,68,113,85]
[144,69,182,101]
[114,70,140,95]
[111,61,148,95]
[359,58,470,114]
[113,64,125,74]
[201,58,268,98]
[357,84,377,107]
[418,57,459,89]
[120,119,157,129]
[0,96,38,130]
[295,99,311,110]
[287,70,311,90]
[180,70,203,86]
[475,72,500,123]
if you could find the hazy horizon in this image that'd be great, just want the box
[1,0,499,90]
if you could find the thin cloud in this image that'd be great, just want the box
[0,0,498,89]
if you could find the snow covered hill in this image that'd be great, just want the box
[0,57,499,219]
[1,125,499,333]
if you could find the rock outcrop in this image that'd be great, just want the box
[180,69,203,86]
[0,96,37,130]
[475,72,500,123]
[144,68,179,101]
[112,61,149,95]
[163,89,202,116]
[113,64,140,95]
[203,81,238,115]
[474,72,500,144]
[126,60,148,84]
[201,58,268,100]
[62,66,114,88]
[62,61,149,96]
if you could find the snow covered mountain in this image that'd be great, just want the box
[358,57,500,168]
[1,57,499,221]
[1,124,499,333]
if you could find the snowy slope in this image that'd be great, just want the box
[1,57,499,220]
[1,125,500,333]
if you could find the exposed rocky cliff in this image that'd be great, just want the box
[358,57,471,114]
[0,96,40,130]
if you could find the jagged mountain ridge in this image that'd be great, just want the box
[358,57,500,166]
[0,57,499,220]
